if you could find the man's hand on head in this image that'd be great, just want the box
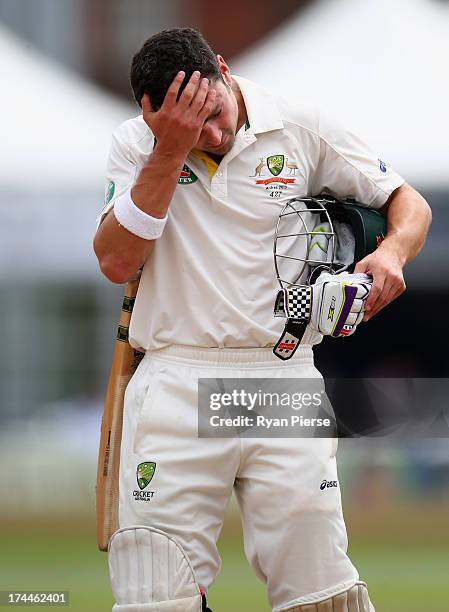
[141,71,216,159]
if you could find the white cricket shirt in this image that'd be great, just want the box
[98,76,404,351]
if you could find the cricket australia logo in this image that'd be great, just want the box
[267,155,284,176]
[137,461,156,490]
[134,462,156,502]
[251,154,298,194]
[178,164,198,184]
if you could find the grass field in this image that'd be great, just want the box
[1,501,448,611]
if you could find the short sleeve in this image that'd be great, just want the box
[96,130,139,230]
[312,112,405,209]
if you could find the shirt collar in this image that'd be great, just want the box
[232,75,284,135]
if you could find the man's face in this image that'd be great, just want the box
[194,78,239,156]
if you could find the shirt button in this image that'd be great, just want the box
[217,171,223,177]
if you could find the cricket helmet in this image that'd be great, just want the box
[273,195,387,289]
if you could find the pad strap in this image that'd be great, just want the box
[273,320,309,361]
[273,286,312,361]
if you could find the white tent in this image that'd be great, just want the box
[0,26,137,418]
[0,23,134,191]
[234,0,449,189]
[0,24,135,280]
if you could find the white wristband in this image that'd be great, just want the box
[113,188,167,240]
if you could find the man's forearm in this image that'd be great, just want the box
[355,183,431,319]
[130,144,186,218]
[378,183,432,266]
[93,146,186,284]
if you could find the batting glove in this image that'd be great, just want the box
[309,271,372,337]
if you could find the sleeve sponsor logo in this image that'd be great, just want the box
[178,164,198,184]
[105,180,115,205]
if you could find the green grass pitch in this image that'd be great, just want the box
[1,502,448,611]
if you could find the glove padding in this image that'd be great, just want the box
[310,271,372,337]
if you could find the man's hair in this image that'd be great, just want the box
[130,28,222,109]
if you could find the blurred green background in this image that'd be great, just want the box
[1,445,448,611]
[2,499,449,611]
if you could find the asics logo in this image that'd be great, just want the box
[320,479,338,490]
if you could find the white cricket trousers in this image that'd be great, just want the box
[118,345,360,611]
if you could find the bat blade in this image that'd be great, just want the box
[96,276,144,551]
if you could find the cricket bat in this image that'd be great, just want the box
[96,274,144,551]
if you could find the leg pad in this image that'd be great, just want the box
[108,526,203,612]
[282,582,374,612]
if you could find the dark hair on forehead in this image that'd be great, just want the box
[130,27,222,109]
